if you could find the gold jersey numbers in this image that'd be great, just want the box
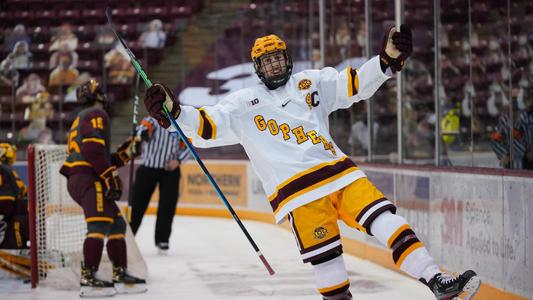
[67,117,81,155]
[253,115,337,156]
[90,117,104,129]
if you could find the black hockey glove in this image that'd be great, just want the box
[115,136,142,164]
[379,24,412,73]
[144,83,181,129]
[100,167,122,201]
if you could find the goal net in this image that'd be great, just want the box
[28,144,147,289]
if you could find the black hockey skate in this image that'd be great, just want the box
[421,270,480,300]
[80,263,116,298]
[112,265,147,294]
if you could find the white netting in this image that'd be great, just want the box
[31,144,147,289]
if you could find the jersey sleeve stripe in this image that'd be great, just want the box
[0,195,16,201]
[347,67,359,97]
[62,161,93,168]
[198,108,217,140]
[85,217,114,223]
[81,137,105,145]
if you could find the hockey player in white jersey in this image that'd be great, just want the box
[143,25,481,300]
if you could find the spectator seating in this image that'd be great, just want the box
[0,0,203,143]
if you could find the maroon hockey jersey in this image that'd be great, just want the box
[60,107,127,178]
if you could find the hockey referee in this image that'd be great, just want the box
[129,116,189,253]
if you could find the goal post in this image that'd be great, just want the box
[27,144,38,288]
[28,144,147,289]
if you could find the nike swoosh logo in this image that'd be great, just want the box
[282,100,291,107]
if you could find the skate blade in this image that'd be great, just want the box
[157,249,168,256]
[115,282,147,294]
[79,286,116,298]
[462,276,481,300]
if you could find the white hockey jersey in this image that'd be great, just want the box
[172,56,391,223]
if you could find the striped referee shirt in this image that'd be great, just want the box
[516,109,533,153]
[489,114,525,169]
[136,117,190,169]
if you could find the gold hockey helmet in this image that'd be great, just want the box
[251,34,287,60]
[0,143,17,165]
[251,34,293,90]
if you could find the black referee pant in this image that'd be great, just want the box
[129,165,180,245]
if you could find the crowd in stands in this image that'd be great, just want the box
[0,21,135,145]
[0,0,199,151]
[0,0,206,151]
[399,0,533,168]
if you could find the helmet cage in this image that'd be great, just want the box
[76,79,107,107]
[253,50,293,90]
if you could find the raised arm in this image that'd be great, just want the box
[321,24,412,113]
[143,84,240,148]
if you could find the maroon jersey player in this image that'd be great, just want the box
[0,143,29,250]
[59,79,145,297]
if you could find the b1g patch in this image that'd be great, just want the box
[247,98,260,107]
[314,226,328,239]
[298,79,312,90]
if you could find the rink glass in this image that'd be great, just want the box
[2,0,532,171]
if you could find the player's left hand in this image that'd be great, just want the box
[380,24,412,72]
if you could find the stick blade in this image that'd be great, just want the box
[105,7,113,24]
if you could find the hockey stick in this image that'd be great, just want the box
[126,73,141,222]
[0,250,32,267]
[105,8,275,276]
[0,256,31,278]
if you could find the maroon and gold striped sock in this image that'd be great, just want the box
[370,211,439,279]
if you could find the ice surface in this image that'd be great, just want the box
[1,215,435,299]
